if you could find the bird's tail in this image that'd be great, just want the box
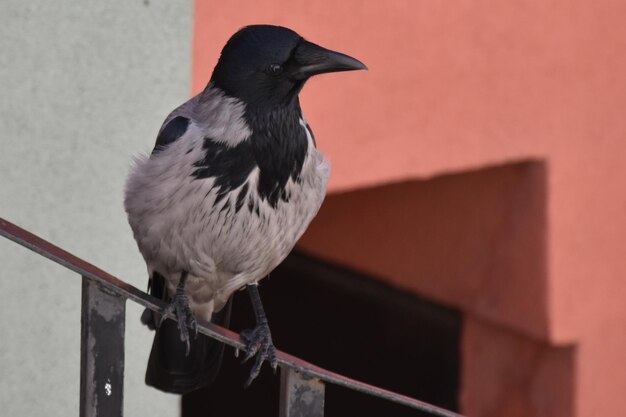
[142,271,232,394]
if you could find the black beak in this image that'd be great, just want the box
[292,39,367,80]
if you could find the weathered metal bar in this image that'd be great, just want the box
[277,351,465,417]
[279,366,325,417]
[80,277,126,417]
[1,217,465,417]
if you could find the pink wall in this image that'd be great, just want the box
[193,1,626,415]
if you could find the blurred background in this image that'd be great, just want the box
[2,1,626,416]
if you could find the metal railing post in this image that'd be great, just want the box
[0,218,466,417]
[80,277,126,417]
[279,366,326,417]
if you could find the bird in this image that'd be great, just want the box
[124,24,366,394]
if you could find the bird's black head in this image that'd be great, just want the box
[210,25,366,109]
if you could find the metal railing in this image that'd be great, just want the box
[0,217,465,417]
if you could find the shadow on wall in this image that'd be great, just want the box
[296,161,578,417]
[299,160,548,339]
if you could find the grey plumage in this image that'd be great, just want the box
[125,85,329,321]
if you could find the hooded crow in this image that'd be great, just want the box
[124,24,366,393]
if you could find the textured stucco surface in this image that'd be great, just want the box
[0,1,192,415]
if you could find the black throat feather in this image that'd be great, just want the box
[192,101,309,209]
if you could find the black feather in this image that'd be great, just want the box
[235,183,249,212]
[192,103,308,208]
[144,271,233,394]
[211,25,303,107]
[152,116,190,154]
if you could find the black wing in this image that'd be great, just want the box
[152,116,190,154]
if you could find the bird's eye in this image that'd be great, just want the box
[267,64,283,76]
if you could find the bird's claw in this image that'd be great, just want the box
[241,323,278,386]
[159,293,197,356]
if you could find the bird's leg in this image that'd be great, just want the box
[159,270,197,355]
[240,284,278,386]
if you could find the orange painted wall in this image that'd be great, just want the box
[193,1,626,415]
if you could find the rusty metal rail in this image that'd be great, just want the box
[0,217,465,417]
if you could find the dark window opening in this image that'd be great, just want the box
[183,252,461,417]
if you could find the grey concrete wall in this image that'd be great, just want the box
[0,1,193,415]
